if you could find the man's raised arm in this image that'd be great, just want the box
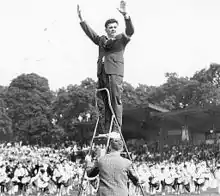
[117,0,134,37]
[77,4,100,45]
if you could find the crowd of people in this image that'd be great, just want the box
[0,142,87,196]
[128,142,220,195]
[0,141,219,195]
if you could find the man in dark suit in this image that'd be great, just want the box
[77,1,134,133]
[85,137,140,196]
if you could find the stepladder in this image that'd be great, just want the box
[77,88,146,196]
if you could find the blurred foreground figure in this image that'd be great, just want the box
[85,138,140,196]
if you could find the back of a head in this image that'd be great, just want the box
[110,138,123,151]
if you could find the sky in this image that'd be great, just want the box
[1,0,220,90]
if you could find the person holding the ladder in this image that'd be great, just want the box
[77,0,134,134]
[85,137,140,196]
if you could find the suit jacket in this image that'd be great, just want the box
[80,17,134,77]
[87,151,139,196]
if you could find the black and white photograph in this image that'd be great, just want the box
[1,0,220,195]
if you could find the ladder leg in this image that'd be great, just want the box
[105,115,114,152]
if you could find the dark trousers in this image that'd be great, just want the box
[98,69,123,133]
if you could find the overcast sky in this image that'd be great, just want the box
[1,0,220,90]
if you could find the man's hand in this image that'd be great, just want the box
[117,0,127,16]
[77,4,83,22]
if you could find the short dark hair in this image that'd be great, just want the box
[110,138,123,151]
[105,18,119,28]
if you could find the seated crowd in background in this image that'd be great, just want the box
[0,141,219,195]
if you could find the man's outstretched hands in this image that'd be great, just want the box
[77,4,83,21]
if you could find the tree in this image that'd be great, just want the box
[122,82,151,108]
[147,73,190,110]
[148,64,220,111]
[122,81,136,107]
[191,63,220,106]
[207,63,220,88]
[5,73,54,143]
[0,86,12,140]
[134,84,151,106]
[52,78,98,137]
